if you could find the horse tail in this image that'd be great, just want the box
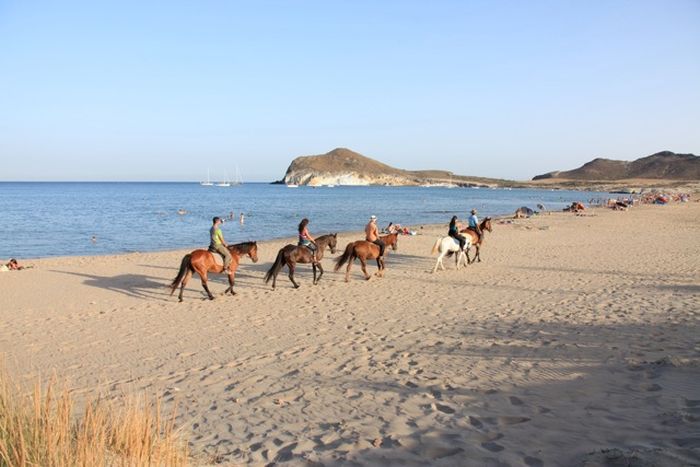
[431,237,441,255]
[334,243,355,272]
[264,249,286,284]
[170,254,192,295]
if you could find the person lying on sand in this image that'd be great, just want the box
[1,258,27,271]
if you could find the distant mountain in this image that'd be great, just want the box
[277,148,516,187]
[533,151,699,181]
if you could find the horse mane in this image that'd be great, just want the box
[230,241,256,253]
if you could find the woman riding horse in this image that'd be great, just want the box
[264,232,338,289]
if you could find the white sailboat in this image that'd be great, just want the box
[231,165,243,186]
[216,170,231,187]
[200,169,213,186]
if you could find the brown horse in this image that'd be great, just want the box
[170,241,259,302]
[460,217,492,263]
[334,233,398,281]
[264,233,337,289]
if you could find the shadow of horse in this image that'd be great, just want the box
[51,270,171,300]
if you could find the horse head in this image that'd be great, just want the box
[482,217,493,233]
[249,242,259,263]
[329,233,338,254]
[385,233,398,251]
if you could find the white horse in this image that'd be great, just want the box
[430,236,471,273]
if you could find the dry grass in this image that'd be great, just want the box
[0,366,188,466]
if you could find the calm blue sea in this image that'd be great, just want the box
[0,183,606,259]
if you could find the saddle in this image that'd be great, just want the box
[208,247,226,266]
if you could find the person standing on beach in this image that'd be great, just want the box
[365,215,385,258]
[448,216,467,250]
[210,217,232,273]
[467,209,482,241]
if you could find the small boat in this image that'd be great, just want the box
[200,169,214,186]
[216,170,231,187]
[286,184,299,188]
[325,184,335,188]
[231,165,243,186]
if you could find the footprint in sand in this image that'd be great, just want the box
[433,403,455,414]
[469,416,483,428]
[524,455,544,466]
[509,396,524,406]
[481,441,505,452]
[498,416,531,425]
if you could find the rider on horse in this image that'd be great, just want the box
[298,218,319,264]
[448,215,467,250]
[209,216,232,273]
[365,215,385,258]
[467,209,483,242]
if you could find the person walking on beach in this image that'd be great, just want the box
[298,218,319,264]
[467,209,482,242]
[448,216,467,251]
[209,217,232,273]
[365,215,385,258]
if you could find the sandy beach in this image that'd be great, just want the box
[1,202,699,465]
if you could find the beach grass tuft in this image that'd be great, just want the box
[0,366,188,466]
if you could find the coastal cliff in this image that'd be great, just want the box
[278,148,515,187]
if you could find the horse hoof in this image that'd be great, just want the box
[208,296,215,301]
[294,285,300,289]
[178,298,183,303]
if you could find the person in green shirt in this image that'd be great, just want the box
[209,217,232,273]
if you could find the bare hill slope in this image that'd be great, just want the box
[533,151,699,181]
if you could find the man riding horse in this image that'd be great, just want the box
[365,215,385,259]
[209,216,232,273]
[467,209,483,243]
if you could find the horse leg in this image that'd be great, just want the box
[345,258,353,282]
[432,253,441,273]
[359,257,371,280]
[315,263,324,285]
[466,247,472,265]
[225,268,237,296]
[200,271,215,300]
[312,262,317,285]
[377,257,385,277]
[178,269,193,302]
[288,261,300,288]
[475,245,481,262]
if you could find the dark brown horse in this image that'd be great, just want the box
[460,217,492,263]
[334,233,398,281]
[264,234,338,289]
[170,242,259,302]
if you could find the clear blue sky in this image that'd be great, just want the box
[1,0,699,181]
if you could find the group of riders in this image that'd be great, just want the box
[208,209,483,273]
[448,208,483,252]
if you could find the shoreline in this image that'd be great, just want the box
[1,202,698,465]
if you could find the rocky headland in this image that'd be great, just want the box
[277,148,518,187]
